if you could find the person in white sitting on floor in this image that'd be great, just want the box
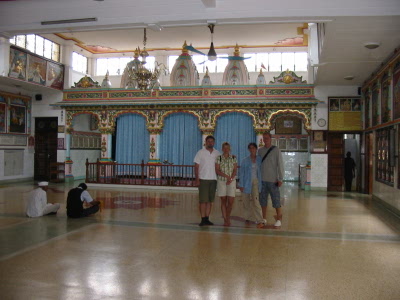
[26,182,60,217]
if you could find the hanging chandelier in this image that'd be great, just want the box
[127,28,167,91]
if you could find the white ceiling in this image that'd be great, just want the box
[0,0,399,86]
[54,23,305,52]
[316,15,400,85]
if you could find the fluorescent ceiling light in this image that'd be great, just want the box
[41,18,97,25]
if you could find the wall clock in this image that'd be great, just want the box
[317,118,326,127]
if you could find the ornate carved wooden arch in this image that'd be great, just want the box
[66,110,101,129]
[211,109,257,128]
[111,110,150,129]
[159,110,202,128]
[267,109,311,132]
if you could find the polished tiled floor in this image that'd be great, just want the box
[0,182,399,300]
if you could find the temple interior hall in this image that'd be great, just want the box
[0,0,400,299]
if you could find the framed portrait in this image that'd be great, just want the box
[275,116,302,134]
[329,98,340,111]
[46,62,64,90]
[372,88,379,126]
[287,138,298,151]
[27,54,47,85]
[271,137,277,147]
[299,138,308,151]
[352,98,361,111]
[311,130,327,153]
[57,138,64,150]
[340,99,352,111]
[9,47,27,80]
[0,102,6,133]
[278,138,287,150]
[393,68,400,120]
[9,105,26,133]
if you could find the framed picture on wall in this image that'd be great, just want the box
[46,61,64,90]
[27,54,47,86]
[9,47,27,80]
[9,105,26,133]
[278,138,287,150]
[393,67,400,120]
[57,138,64,150]
[311,130,327,153]
[275,116,302,134]
[299,138,308,151]
[287,138,298,150]
[0,102,6,133]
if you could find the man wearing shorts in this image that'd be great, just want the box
[194,135,220,226]
[258,132,284,227]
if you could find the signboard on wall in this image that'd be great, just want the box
[328,97,362,131]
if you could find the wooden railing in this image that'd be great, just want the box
[86,159,242,187]
[86,159,197,187]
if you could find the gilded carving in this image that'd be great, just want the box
[267,109,311,132]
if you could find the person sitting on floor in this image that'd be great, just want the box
[26,182,60,217]
[66,183,100,218]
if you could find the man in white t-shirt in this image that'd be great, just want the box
[26,182,60,217]
[194,135,220,226]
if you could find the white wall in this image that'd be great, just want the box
[311,154,328,188]
[306,85,359,189]
[0,84,35,181]
[70,149,101,179]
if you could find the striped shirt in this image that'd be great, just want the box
[216,154,237,181]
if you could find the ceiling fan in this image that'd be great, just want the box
[185,24,251,64]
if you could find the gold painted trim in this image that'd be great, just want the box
[54,33,307,54]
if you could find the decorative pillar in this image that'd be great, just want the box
[99,127,114,162]
[65,127,74,182]
[255,130,265,148]
[148,129,162,179]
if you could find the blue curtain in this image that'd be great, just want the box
[116,114,149,164]
[160,113,202,165]
[214,112,256,164]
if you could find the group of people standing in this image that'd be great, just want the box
[194,132,284,228]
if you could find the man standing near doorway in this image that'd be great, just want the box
[258,132,284,228]
[194,135,220,226]
[344,151,356,192]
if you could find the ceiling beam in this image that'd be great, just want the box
[201,0,216,8]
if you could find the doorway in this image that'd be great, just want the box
[327,133,344,191]
[34,117,58,181]
[327,132,361,192]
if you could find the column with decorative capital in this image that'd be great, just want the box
[65,127,74,182]
[99,127,114,163]
[148,128,162,179]
[255,129,266,148]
